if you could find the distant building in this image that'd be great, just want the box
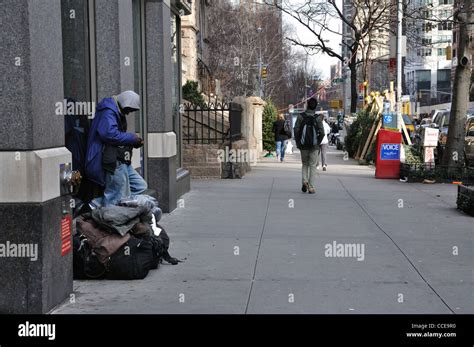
[341,0,391,113]
[404,0,454,106]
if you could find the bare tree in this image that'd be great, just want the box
[206,0,292,107]
[284,59,323,106]
[265,0,396,113]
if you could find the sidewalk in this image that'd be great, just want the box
[53,146,473,314]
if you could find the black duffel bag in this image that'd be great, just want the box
[105,233,165,280]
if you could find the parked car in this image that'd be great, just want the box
[431,110,472,163]
[415,118,432,132]
[465,116,474,166]
[430,109,449,123]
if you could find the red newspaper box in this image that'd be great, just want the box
[375,129,402,179]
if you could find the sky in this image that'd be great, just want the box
[282,0,343,80]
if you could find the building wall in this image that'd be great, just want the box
[181,0,199,84]
[404,0,454,106]
[0,0,190,313]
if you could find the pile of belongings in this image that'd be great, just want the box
[73,195,180,280]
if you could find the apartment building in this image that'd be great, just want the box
[404,0,454,106]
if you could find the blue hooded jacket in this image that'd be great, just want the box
[85,97,137,186]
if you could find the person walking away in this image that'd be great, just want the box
[272,113,291,162]
[330,121,339,146]
[85,90,146,208]
[294,98,325,194]
[320,115,331,171]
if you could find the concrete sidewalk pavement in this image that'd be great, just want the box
[53,145,473,314]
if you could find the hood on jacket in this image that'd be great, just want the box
[96,97,120,113]
[116,90,140,111]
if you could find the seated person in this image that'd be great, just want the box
[85,91,146,208]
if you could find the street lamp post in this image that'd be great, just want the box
[257,27,264,98]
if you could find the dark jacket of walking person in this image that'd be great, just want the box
[272,114,290,162]
[294,98,325,194]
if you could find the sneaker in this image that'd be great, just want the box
[308,187,316,194]
[316,166,320,170]
[301,182,308,193]
[323,165,327,171]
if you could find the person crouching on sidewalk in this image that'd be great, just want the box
[85,90,146,208]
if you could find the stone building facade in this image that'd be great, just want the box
[0,0,191,313]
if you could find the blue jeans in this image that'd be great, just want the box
[92,163,147,207]
[276,140,287,161]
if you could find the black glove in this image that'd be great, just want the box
[133,136,144,148]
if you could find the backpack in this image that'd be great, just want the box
[283,120,292,139]
[105,233,165,280]
[295,113,321,149]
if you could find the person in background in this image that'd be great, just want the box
[319,115,331,171]
[330,121,340,146]
[272,113,290,162]
[85,90,146,208]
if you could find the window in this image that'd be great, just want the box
[61,0,95,174]
[439,35,451,43]
[422,38,432,45]
[422,10,433,18]
[439,9,452,18]
[421,0,433,5]
[437,70,451,103]
[453,32,457,43]
[422,22,432,32]
[438,21,453,31]
[171,13,182,167]
[438,48,447,56]
[416,70,431,82]
[439,0,453,4]
[417,70,431,92]
[437,69,450,82]
[417,48,432,57]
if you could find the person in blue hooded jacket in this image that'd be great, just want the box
[85,90,146,208]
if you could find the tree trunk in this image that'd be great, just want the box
[441,0,472,166]
[350,59,358,114]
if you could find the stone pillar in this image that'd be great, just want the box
[95,0,135,100]
[233,96,266,155]
[0,0,73,313]
[94,0,141,168]
[144,0,177,212]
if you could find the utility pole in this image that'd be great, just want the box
[442,0,473,166]
[396,0,403,130]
